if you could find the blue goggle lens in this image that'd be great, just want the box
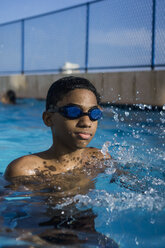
[64,106,82,118]
[89,108,102,121]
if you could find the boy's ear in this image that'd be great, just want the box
[42,111,53,127]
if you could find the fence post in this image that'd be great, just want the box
[21,19,25,74]
[151,0,156,70]
[85,3,89,73]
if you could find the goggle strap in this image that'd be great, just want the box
[47,105,102,121]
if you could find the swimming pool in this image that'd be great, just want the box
[0,99,165,247]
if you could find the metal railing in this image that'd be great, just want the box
[0,0,164,75]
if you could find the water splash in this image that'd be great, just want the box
[101,141,111,156]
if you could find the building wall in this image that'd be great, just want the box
[0,70,165,106]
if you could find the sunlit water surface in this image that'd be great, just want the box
[0,99,165,247]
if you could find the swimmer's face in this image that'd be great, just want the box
[44,89,99,151]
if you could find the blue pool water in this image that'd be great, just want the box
[0,99,165,247]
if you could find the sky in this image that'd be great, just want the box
[0,0,164,73]
[0,0,95,24]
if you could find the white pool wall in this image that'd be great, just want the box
[0,70,165,106]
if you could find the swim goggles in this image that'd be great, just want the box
[47,104,102,121]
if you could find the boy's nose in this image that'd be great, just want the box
[77,115,92,127]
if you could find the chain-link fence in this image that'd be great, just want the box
[0,0,164,74]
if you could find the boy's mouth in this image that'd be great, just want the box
[75,132,92,140]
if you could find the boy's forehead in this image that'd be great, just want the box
[57,88,97,106]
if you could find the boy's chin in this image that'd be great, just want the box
[73,140,91,150]
[65,137,92,151]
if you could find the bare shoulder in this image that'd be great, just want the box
[85,147,111,160]
[4,154,42,180]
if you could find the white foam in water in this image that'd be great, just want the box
[74,185,165,214]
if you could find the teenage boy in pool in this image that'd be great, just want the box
[4,77,120,248]
[5,76,110,181]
